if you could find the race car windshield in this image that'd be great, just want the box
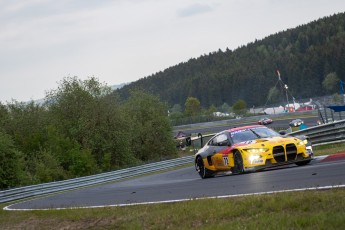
[230,128,280,144]
[250,127,280,138]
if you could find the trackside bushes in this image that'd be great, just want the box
[0,131,27,189]
[0,77,177,189]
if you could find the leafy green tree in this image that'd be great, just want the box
[0,131,27,189]
[4,101,49,154]
[0,102,10,131]
[99,93,137,169]
[46,76,111,146]
[46,76,135,174]
[124,90,177,161]
[169,104,184,120]
[184,97,201,117]
[170,104,182,113]
[1,101,54,184]
[169,111,184,122]
[26,149,67,184]
[66,148,97,177]
[322,72,340,93]
[220,103,230,113]
[232,99,247,115]
[206,104,217,116]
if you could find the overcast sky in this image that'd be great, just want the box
[1,0,345,103]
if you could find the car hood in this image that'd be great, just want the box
[195,136,302,157]
[234,136,300,147]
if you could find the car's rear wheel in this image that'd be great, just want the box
[195,156,214,179]
[232,150,244,174]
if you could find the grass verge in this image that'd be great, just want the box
[1,189,344,229]
[313,142,345,156]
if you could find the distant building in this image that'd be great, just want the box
[212,112,231,117]
[296,105,314,112]
[264,106,285,115]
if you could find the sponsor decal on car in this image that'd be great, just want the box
[251,159,264,164]
[223,156,229,166]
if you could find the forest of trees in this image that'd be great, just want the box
[0,77,177,189]
[117,12,345,110]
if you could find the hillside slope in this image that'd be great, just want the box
[117,12,345,108]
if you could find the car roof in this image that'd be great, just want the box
[225,125,265,132]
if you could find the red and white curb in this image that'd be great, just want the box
[320,152,345,162]
[312,152,345,164]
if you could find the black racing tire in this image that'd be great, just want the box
[195,156,214,179]
[232,150,244,175]
[295,159,311,166]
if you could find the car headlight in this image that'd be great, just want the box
[298,139,308,145]
[245,148,269,153]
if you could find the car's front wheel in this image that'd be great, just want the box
[232,150,244,174]
[195,156,214,179]
[295,160,311,166]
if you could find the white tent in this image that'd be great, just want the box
[264,106,285,114]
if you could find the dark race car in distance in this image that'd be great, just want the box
[289,119,304,127]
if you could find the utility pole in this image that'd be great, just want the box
[340,80,345,103]
[284,84,290,112]
[277,70,291,112]
[276,70,299,112]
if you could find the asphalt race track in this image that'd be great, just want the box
[5,153,345,210]
[174,116,319,135]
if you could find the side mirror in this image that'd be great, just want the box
[279,130,286,135]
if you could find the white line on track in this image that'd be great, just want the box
[4,184,345,211]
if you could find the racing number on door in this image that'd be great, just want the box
[223,156,229,166]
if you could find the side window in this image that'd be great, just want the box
[208,136,217,146]
[214,133,229,146]
[209,134,229,146]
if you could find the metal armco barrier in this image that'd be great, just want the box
[0,156,194,203]
[1,119,344,204]
[291,119,345,145]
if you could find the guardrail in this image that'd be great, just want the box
[288,119,345,146]
[0,156,194,203]
[1,119,345,204]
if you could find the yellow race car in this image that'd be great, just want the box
[194,125,313,179]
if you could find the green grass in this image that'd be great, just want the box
[1,189,345,229]
[1,142,344,230]
[313,142,345,156]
